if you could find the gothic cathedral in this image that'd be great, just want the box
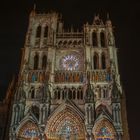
[9,9,130,140]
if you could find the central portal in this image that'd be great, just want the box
[46,107,85,140]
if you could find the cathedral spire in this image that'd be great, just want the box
[70,25,74,32]
[107,13,110,20]
[33,3,36,11]
[106,13,112,27]
[30,3,36,17]
[93,14,103,25]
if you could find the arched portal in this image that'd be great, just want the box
[17,121,40,140]
[93,119,116,140]
[46,107,85,140]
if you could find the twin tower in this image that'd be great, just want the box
[9,9,130,140]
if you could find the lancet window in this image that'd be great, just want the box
[103,89,108,98]
[44,26,48,37]
[93,53,99,69]
[42,55,47,69]
[100,32,105,47]
[101,53,106,69]
[30,87,35,99]
[72,88,76,99]
[36,25,41,38]
[92,32,97,46]
[34,54,39,70]
[54,87,83,100]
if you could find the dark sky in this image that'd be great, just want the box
[0,0,140,139]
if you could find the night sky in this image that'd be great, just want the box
[0,0,140,139]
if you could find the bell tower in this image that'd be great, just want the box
[9,9,130,140]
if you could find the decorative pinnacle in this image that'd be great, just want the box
[107,13,110,20]
[30,3,36,17]
[106,13,112,26]
[33,3,36,11]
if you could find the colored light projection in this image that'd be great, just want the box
[58,120,78,139]
[18,121,40,139]
[46,108,85,140]
[94,120,115,140]
[96,127,112,140]
[60,53,83,71]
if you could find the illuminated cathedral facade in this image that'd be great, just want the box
[8,9,130,140]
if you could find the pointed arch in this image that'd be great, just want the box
[96,102,112,115]
[42,55,47,69]
[30,87,35,99]
[36,25,41,38]
[100,32,106,47]
[68,89,72,99]
[45,104,85,140]
[92,32,97,46]
[58,90,61,99]
[72,88,76,99]
[96,104,111,118]
[34,53,39,70]
[77,90,80,99]
[31,90,35,99]
[101,53,106,69]
[93,119,116,140]
[17,121,40,139]
[44,26,48,37]
[93,53,99,69]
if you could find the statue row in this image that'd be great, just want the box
[22,71,111,83]
[54,71,111,83]
[22,72,49,83]
[55,72,84,83]
[91,71,111,82]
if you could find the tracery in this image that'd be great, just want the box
[18,121,40,139]
[94,120,115,140]
[60,52,83,71]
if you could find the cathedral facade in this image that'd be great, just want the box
[8,9,130,140]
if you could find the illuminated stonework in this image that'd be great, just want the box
[46,107,85,139]
[18,121,40,139]
[94,120,116,140]
[8,10,130,140]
